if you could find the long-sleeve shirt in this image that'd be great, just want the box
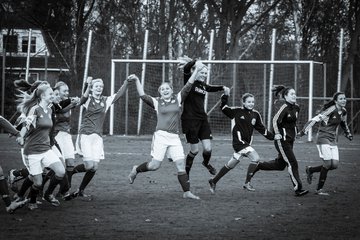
[272,100,300,142]
[0,115,19,136]
[181,60,224,120]
[301,105,350,145]
[221,95,274,152]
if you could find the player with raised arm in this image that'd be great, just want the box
[208,92,274,193]
[128,61,204,200]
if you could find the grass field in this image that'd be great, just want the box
[0,133,359,240]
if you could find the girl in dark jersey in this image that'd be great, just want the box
[128,63,201,199]
[179,56,230,177]
[0,115,28,213]
[67,77,129,199]
[208,92,274,193]
[16,82,66,210]
[299,92,352,195]
[250,85,308,196]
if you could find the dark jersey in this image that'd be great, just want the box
[272,101,300,142]
[221,95,273,152]
[181,60,224,120]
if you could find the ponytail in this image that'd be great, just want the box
[322,92,345,111]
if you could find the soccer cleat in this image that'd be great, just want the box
[27,203,39,211]
[43,194,60,207]
[295,189,309,197]
[202,162,217,175]
[183,191,200,200]
[243,182,256,191]
[128,165,138,184]
[315,189,329,196]
[208,179,216,194]
[6,199,28,213]
[305,166,313,184]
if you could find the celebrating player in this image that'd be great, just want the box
[250,85,308,196]
[128,62,204,200]
[208,92,274,193]
[178,56,230,177]
[299,92,353,195]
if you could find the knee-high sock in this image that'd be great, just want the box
[213,165,231,184]
[79,170,96,191]
[29,185,41,204]
[45,175,63,195]
[59,174,70,194]
[65,166,74,187]
[42,170,55,189]
[317,167,329,190]
[0,178,11,206]
[245,163,258,183]
[68,164,86,185]
[177,173,190,192]
[136,162,148,173]
[202,151,212,166]
[18,177,33,197]
[185,152,197,175]
[309,165,322,173]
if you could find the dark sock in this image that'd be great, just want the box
[59,174,70,194]
[45,175,63,195]
[245,163,258,183]
[177,173,190,192]
[18,177,33,197]
[185,151,197,175]
[73,164,86,174]
[213,165,231,184]
[79,170,96,191]
[42,170,55,189]
[202,151,212,166]
[136,162,148,173]
[29,185,40,204]
[0,178,11,206]
[317,166,329,190]
[310,165,322,173]
[13,169,28,178]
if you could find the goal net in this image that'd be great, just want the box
[109,59,324,141]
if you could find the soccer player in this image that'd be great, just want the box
[67,77,129,199]
[0,115,28,213]
[16,82,66,210]
[208,92,274,193]
[299,92,353,195]
[127,62,202,200]
[249,85,308,196]
[178,56,230,177]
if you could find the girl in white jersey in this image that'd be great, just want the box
[299,92,353,195]
[67,77,129,199]
[127,61,204,200]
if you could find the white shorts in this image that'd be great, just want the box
[52,145,65,164]
[55,131,75,159]
[151,130,185,162]
[78,134,104,162]
[23,149,62,176]
[316,144,339,161]
[233,146,255,161]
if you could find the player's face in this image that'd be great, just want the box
[42,87,54,104]
[284,89,296,104]
[195,67,208,82]
[243,97,255,110]
[53,89,61,104]
[335,94,346,108]
[59,85,69,100]
[92,82,104,96]
[159,83,173,100]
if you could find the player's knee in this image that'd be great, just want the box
[322,161,332,169]
[148,159,161,171]
[203,147,212,154]
[330,161,339,170]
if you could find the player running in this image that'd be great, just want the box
[128,62,203,200]
[208,92,274,193]
[299,92,353,195]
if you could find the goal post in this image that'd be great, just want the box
[110,59,324,141]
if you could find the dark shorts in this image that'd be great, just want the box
[182,119,212,144]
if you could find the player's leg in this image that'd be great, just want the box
[244,149,260,191]
[182,120,200,176]
[199,120,216,175]
[255,141,287,172]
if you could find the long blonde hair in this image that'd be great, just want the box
[17,82,51,114]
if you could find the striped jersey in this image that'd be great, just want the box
[302,105,350,145]
[141,81,193,134]
[221,95,273,151]
[272,100,300,142]
[54,99,72,133]
[23,105,53,155]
